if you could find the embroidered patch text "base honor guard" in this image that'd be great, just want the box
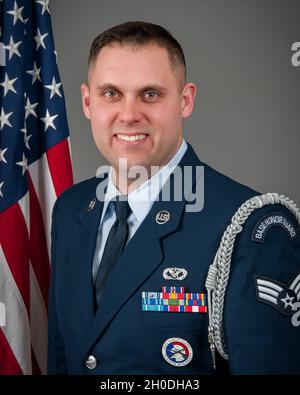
[142,287,207,313]
[252,212,297,242]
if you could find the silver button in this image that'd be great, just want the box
[85,355,97,369]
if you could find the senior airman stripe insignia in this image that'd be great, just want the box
[255,273,300,318]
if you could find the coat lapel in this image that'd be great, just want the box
[71,176,108,329]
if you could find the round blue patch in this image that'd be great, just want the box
[162,337,193,367]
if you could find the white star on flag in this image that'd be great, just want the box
[37,0,50,15]
[0,73,18,96]
[26,62,42,84]
[0,148,8,164]
[16,153,28,176]
[0,108,13,130]
[0,181,4,198]
[20,125,32,150]
[34,28,48,50]
[5,36,22,60]
[45,76,62,99]
[24,134,32,150]
[24,97,38,119]
[7,1,25,26]
[41,109,58,131]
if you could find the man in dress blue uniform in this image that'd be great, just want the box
[48,21,300,375]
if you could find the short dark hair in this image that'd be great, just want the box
[88,21,186,85]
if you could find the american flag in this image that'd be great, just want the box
[0,0,73,374]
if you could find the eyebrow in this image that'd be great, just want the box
[96,83,168,93]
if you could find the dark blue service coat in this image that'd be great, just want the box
[48,143,300,375]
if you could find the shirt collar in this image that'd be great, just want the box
[100,139,188,226]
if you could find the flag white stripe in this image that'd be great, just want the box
[18,192,30,233]
[29,155,57,259]
[30,264,48,375]
[0,246,32,375]
[67,136,73,163]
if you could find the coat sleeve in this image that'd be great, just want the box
[47,197,68,375]
[224,204,300,374]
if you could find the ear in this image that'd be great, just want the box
[181,82,197,118]
[81,83,91,120]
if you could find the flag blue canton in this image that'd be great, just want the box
[0,0,70,212]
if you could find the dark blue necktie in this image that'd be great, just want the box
[95,197,130,307]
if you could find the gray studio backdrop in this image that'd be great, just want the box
[51,0,300,203]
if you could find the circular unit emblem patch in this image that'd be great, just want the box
[162,337,193,367]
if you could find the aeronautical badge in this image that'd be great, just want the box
[163,267,188,280]
[255,273,300,327]
[252,212,297,242]
[162,338,193,367]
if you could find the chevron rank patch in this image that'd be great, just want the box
[251,212,297,243]
[141,287,207,313]
[255,273,300,327]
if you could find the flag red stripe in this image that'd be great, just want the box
[0,203,30,313]
[0,329,23,375]
[28,174,51,309]
[47,139,73,197]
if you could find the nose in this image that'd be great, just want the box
[119,96,143,125]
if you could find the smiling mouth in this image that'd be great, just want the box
[114,133,149,142]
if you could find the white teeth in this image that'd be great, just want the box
[116,134,147,141]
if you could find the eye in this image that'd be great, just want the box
[104,90,119,99]
[144,91,159,100]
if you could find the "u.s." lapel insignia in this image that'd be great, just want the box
[156,210,170,224]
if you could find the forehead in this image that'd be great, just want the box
[89,43,178,86]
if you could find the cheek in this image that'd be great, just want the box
[90,100,116,126]
[151,105,181,136]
